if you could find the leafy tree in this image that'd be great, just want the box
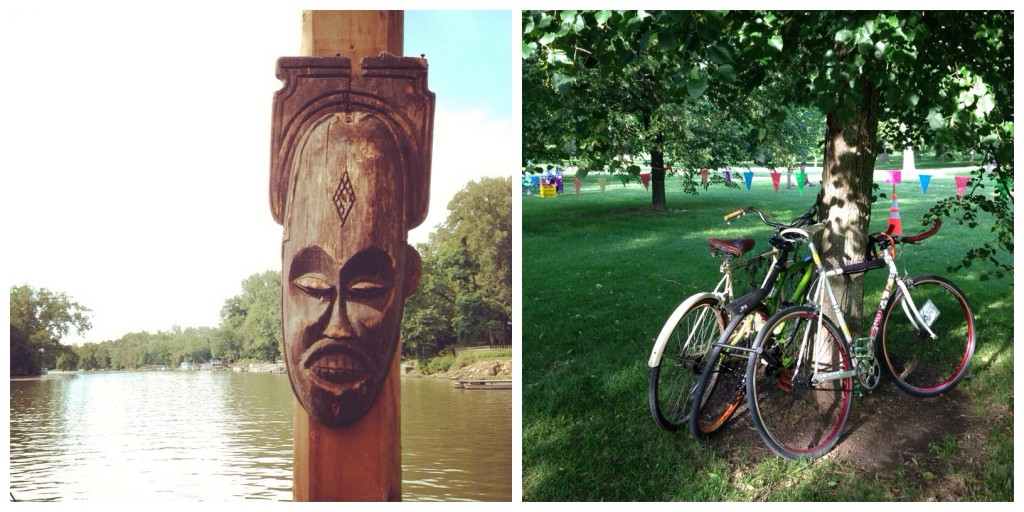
[440,177,513,345]
[523,11,821,207]
[218,270,282,362]
[9,285,91,376]
[401,177,513,361]
[525,10,1012,327]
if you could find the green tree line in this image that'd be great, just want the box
[401,176,513,363]
[10,270,282,374]
[11,178,513,375]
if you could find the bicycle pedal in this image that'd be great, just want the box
[776,370,794,392]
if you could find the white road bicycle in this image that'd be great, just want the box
[744,220,976,460]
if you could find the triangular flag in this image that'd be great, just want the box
[573,177,581,195]
[743,170,754,191]
[955,176,970,198]
[796,171,807,195]
[770,171,781,192]
[725,170,732,185]
[919,174,931,194]
[640,172,650,190]
[701,169,708,187]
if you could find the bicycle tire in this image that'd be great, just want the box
[649,296,727,430]
[880,275,976,397]
[746,306,854,460]
[689,305,769,438]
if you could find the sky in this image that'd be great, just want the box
[1,6,515,344]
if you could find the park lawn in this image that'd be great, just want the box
[521,172,1013,501]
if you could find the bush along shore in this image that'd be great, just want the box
[407,348,512,381]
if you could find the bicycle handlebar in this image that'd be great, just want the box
[870,219,942,247]
[723,209,746,222]
[898,219,942,244]
[723,197,819,232]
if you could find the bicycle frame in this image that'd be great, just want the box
[780,225,938,387]
[647,248,774,367]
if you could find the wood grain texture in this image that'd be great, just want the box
[270,11,433,501]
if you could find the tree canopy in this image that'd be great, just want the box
[10,285,92,376]
[524,10,1013,317]
[402,176,513,362]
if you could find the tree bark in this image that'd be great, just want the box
[818,87,881,336]
[651,147,666,211]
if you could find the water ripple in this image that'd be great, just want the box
[10,372,510,501]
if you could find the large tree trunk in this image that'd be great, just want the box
[819,88,880,336]
[651,147,666,211]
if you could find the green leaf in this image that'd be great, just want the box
[595,10,612,27]
[559,10,575,23]
[537,13,553,29]
[539,32,557,46]
[975,95,995,118]
[687,75,708,100]
[574,14,586,33]
[926,109,945,130]
[835,29,854,44]
[874,41,888,59]
[769,34,784,52]
[523,18,535,35]
[708,44,733,65]
[640,29,657,50]
[717,64,737,82]
[522,42,537,58]
[552,73,575,95]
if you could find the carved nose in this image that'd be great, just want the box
[323,298,354,339]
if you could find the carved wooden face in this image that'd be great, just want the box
[282,112,418,427]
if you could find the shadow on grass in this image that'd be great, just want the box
[522,180,1013,501]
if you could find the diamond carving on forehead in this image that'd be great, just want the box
[332,170,356,226]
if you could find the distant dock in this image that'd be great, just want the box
[453,380,512,390]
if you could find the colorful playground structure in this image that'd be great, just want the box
[523,167,563,197]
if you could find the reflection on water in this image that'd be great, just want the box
[9,371,511,502]
[402,377,512,501]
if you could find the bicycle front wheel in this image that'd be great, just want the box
[880,275,976,397]
[649,296,726,430]
[746,306,853,460]
[690,306,768,438]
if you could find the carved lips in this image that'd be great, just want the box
[302,339,372,392]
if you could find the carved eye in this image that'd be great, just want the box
[293,273,333,300]
[347,279,389,299]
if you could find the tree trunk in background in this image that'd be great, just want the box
[818,87,881,336]
[651,147,666,211]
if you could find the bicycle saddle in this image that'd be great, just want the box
[708,237,755,257]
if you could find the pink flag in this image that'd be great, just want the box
[955,176,970,198]
[770,171,781,192]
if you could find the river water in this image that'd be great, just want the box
[8,371,511,502]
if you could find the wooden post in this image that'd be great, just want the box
[272,10,427,502]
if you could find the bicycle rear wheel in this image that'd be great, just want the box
[746,306,853,460]
[690,306,768,438]
[880,275,975,397]
[649,296,726,430]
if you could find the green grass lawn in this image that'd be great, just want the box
[521,172,1013,501]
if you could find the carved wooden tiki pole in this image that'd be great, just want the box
[269,11,433,501]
